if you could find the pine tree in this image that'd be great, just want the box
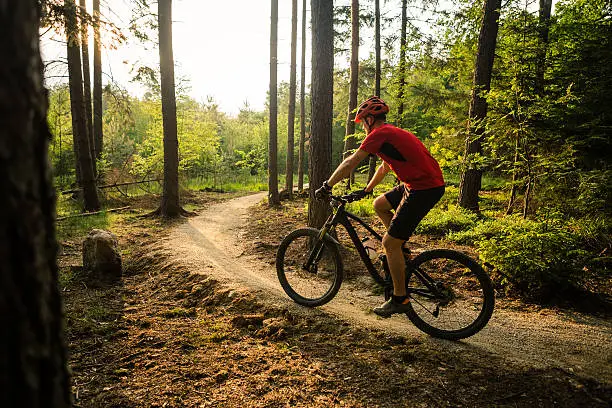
[0,1,71,405]
[368,0,381,182]
[65,0,99,211]
[269,0,280,205]
[285,0,298,198]
[458,0,503,211]
[343,0,359,188]
[158,0,181,217]
[297,0,307,192]
[308,0,334,228]
[92,0,103,161]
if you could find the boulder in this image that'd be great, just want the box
[82,229,122,283]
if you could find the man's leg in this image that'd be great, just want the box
[382,232,406,296]
[373,185,404,229]
[373,195,394,229]
[373,186,445,318]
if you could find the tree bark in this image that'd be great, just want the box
[374,0,381,97]
[308,0,333,228]
[343,0,359,188]
[285,0,298,198]
[297,0,307,192]
[458,0,502,211]
[506,130,520,215]
[79,0,95,169]
[396,0,407,127]
[158,0,181,217]
[0,1,71,405]
[92,0,103,160]
[368,0,382,182]
[269,0,280,205]
[65,0,100,211]
[535,0,553,96]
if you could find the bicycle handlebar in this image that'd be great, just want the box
[330,194,356,204]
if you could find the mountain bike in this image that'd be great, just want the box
[275,192,494,340]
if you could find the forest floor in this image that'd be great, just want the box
[59,190,612,407]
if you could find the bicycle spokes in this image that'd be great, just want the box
[407,257,488,331]
[281,234,340,302]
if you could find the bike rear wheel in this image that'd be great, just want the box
[276,228,343,307]
[405,249,494,340]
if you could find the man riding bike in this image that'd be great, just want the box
[315,96,445,317]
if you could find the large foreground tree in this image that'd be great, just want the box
[308,0,334,228]
[158,0,181,216]
[0,1,71,405]
[458,0,503,211]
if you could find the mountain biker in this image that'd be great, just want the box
[315,96,445,317]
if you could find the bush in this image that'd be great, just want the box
[447,214,528,245]
[416,204,479,236]
[452,212,609,300]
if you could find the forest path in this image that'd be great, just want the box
[168,192,611,384]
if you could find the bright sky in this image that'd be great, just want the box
[42,0,313,115]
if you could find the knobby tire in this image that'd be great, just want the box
[276,228,343,307]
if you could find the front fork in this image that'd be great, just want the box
[304,213,337,272]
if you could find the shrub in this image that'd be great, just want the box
[416,204,479,236]
[447,214,528,245]
[466,212,610,300]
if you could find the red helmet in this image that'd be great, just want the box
[354,96,390,123]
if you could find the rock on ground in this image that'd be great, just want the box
[83,229,122,283]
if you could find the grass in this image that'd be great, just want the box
[56,196,113,242]
[443,171,508,191]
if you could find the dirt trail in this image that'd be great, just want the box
[169,192,612,384]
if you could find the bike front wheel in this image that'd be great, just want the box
[276,228,343,307]
[405,249,494,340]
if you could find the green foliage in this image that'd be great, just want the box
[447,212,611,300]
[56,196,112,242]
[416,204,479,236]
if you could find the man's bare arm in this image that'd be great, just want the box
[327,149,370,187]
[365,161,391,192]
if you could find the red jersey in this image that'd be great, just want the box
[359,124,444,190]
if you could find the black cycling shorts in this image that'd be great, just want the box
[383,184,445,241]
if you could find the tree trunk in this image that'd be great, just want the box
[374,0,381,96]
[79,0,95,170]
[308,0,333,228]
[368,0,381,182]
[285,0,298,199]
[0,1,71,405]
[158,0,181,217]
[535,0,552,96]
[65,0,99,211]
[506,130,520,215]
[343,0,359,188]
[269,0,280,205]
[458,0,502,212]
[297,0,307,192]
[396,0,407,127]
[523,148,533,219]
[92,0,103,161]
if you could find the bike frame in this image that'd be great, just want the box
[307,195,444,298]
[306,197,386,285]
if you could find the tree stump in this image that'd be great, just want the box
[82,229,122,283]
